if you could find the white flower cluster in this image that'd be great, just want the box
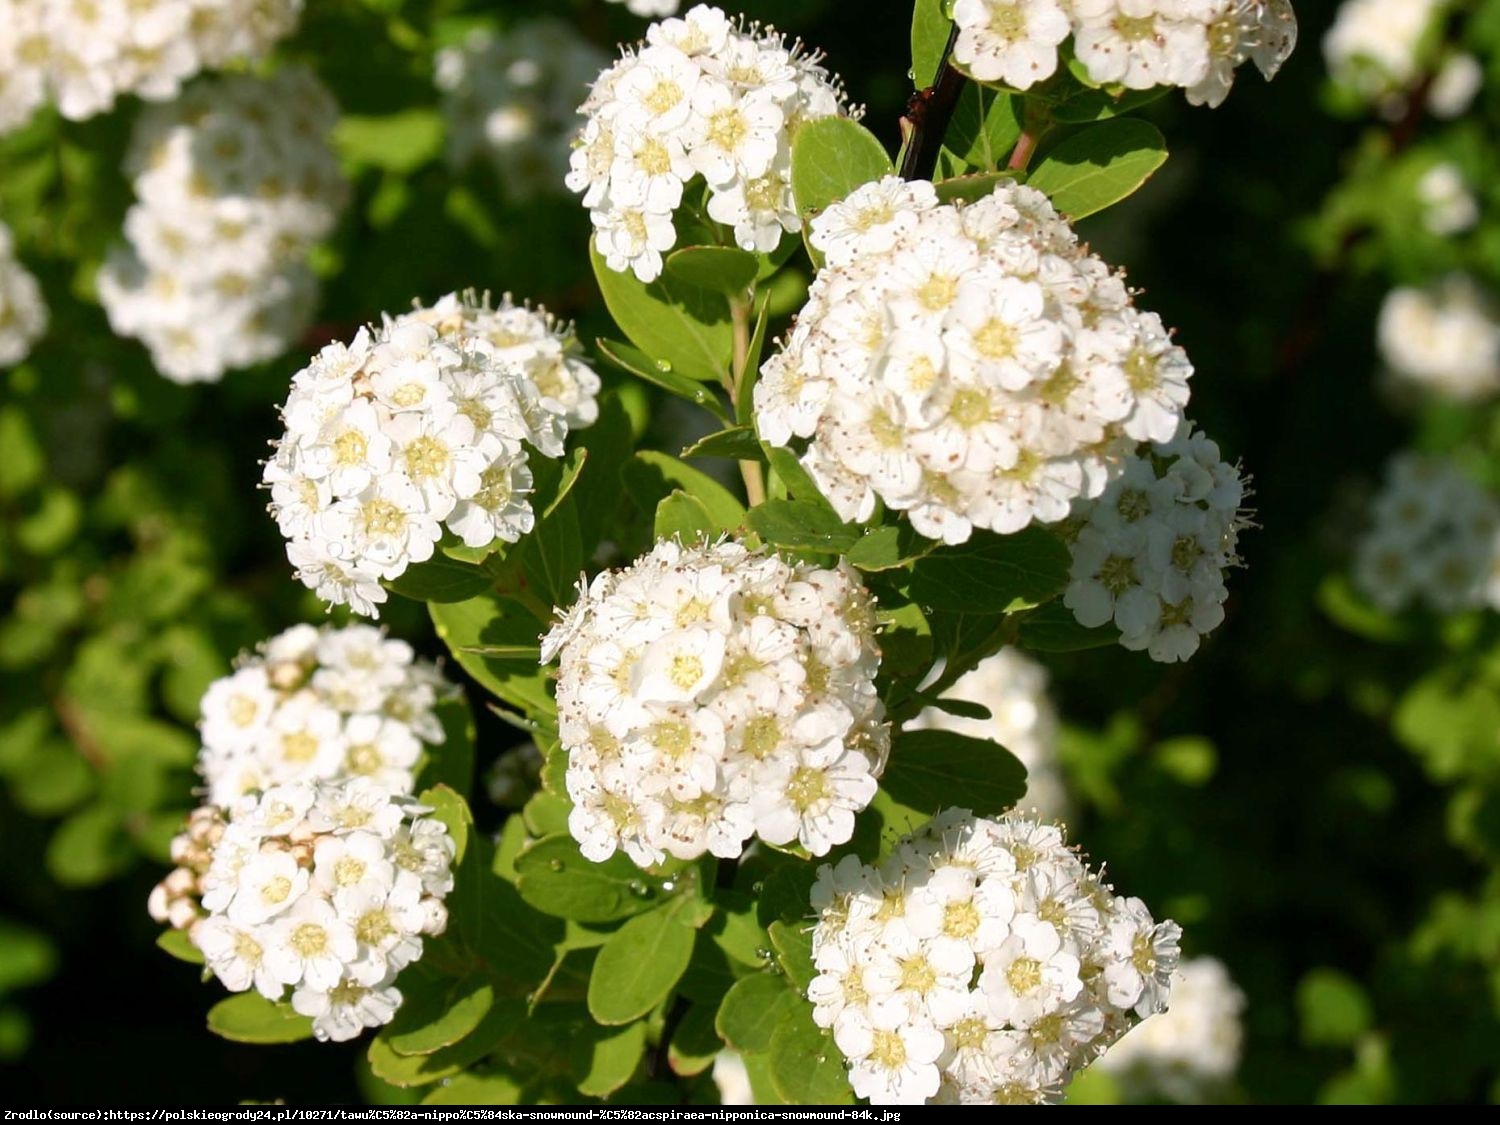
[0,222,47,366]
[96,69,345,384]
[568,3,856,281]
[1378,275,1500,402]
[1063,423,1247,663]
[1353,452,1500,614]
[263,292,601,617]
[153,780,454,1044]
[196,623,451,809]
[906,649,1068,821]
[758,177,1194,545]
[809,809,1181,1104]
[1415,163,1478,237]
[0,0,302,134]
[1096,956,1245,1103]
[1323,0,1444,105]
[950,0,1296,108]
[608,0,682,16]
[436,20,608,204]
[543,537,889,866]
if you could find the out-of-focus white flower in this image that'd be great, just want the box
[1428,51,1482,118]
[1378,275,1500,401]
[1415,163,1478,236]
[0,222,47,366]
[1323,0,1444,108]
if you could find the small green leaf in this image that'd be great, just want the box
[368,999,522,1088]
[846,524,936,571]
[572,1020,649,1097]
[46,806,128,887]
[665,246,759,296]
[768,1006,854,1104]
[596,338,730,421]
[908,527,1070,613]
[881,729,1028,821]
[383,554,496,604]
[1027,118,1168,220]
[591,239,734,384]
[335,110,444,174]
[911,0,953,88]
[767,920,816,992]
[940,83,1022,173]
[626,450,747,532]
[207,993,314,1045]
[155,929,203,967]
[656,491,719,544]
[1298,968,1373,1048]
[934,171,1021,204]
[668,1003,723,1076]
[1051,84,1170,124]
[716,973,799,1054]
[0,923,56,993]
[747,500,860,554]
[682,426,764,462]
[383,966,496,1057]
[791,118,894,263]
[522,790,571,839]
[420,1072,523,1105]
[515,835,668,923]
[587,904,698,1026]
[1016,599,1120,652]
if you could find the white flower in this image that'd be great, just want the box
[545,537,888,865]
[809,809,1182,1104]
[265,896,359,992]
[292,979,405,1044]
[951,0,1071,90]
[1416,163,1478,236]
[761,178,1196,544]
[1323,0,1443,105]
[1428,51,1482,118]
[1378,275,1500,402]
[0,222,48,365]
[570,4,856,280]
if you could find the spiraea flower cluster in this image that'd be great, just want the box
[568,3,856,281]
[150,780,454,1043]
[263,292,601,617]
[0,222,47,366]
[0,0,302,134]
[1353,452,1500,614]
[950,0,1296,108]
[436,19,608,203]
[1323,0,1443,105]
[195,623,451,809]
[808,809,1181,1104]
[543,537,889,867]
[1096,956,1246,1104]
[906,649,1068,821]
[1378,275,1500,402]
[758,177,1194,545]
[1063,423,1247,663]
[97,69,346,384]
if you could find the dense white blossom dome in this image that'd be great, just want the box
[758,177,1195,546]
[195,623,453,809]
[809,808,1181,1104]
[149,779,454,1043]
[544,537,889,866]
[0,222,48,366]
[97,68,346,384]
[263,292,601,617]
[568,3,857,281]
[951,0,1296,108]
[0,0,303,134]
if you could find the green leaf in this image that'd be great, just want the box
[383,964,495,1057]
[791,118,894,264]
[682,426,764,462]
[737,290,772,427]
[0,923,56,993]
[934,171,1021,204]
[625,450,747,532]
[591,239,734,384]
[572,1020,649,1097]
[707,892,770,969]
[515,835,668,923]
[430,594,555,722]
[1051,84,1170,124]
[368,999,522,1088]
[382,554,496,604]
[596,338,730,421]
[1298,968,1373,1048]
[415,694,475,799]
[334,110,444,174]
[768,1006,854,1104]
[908,528,1070,613]
[155,929,203,967]
[668,1003,723,1077]
[46,806,128,886]
[765,447,826,505]
[656,491,719,544]
[911,0,953,88]
[587,904,698,1026]
[1016,599,1120,652]
[206,994,315,1045]
[665,246,759,296]
[845,524,936,571]
[417,784,472,867]
[522,790,571,838]
[1027,118,1168,220]
[767,920,816,992]
[941,83,1022,173]
[523,489,583,609]
[716,973,799,1054]
[420,1072,523,1105]
[876,599,934,683]
[747,500,859,554]
[881,729,1028,822]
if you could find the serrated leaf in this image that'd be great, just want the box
[908,527,1070,613]
[206,993,314,1045]
[682,426,764,462]
[716,973,799,1054]
[768,1006,854,1104]
[665,246,759,296]
[911,0,953,88]
[591,240,733,384]
[515,835,668,923]
[572,1020,649,1097]
[746,500,860,554]
[656,491,718,544]
[1016,598,1120,652]
[596,338,730,420]
[881,729,1027,822]
[1027,118,1168,220]
[587,904,698,1025]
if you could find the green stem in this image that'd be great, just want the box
[1007,102,1051,173]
